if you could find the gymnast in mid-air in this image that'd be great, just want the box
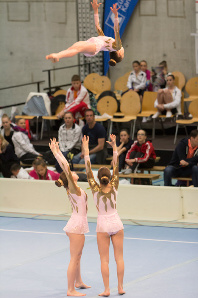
[46,0,124,66]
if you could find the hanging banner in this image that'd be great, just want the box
[103,0,139,75]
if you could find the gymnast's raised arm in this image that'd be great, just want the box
[91,0,104,36]
[49,138,80,194]
[82,135,99,193]
[111,4,122,51]
[106,134,119,190]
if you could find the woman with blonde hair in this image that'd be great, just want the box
[0,134,19,177]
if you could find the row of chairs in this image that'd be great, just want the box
[14,72,197,140]
[84,72,198,104]
[95,91,198,143]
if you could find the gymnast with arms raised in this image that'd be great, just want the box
[46,0,124,66]
[49,138,90,297]
[82,134,125,297]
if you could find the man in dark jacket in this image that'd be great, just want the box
[164,129,198,187]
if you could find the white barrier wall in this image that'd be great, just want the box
[0,178,198,223]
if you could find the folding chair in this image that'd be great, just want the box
[109,91,141,139]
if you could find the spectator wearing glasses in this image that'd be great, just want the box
[124,130,156,174]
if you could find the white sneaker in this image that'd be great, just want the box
[152,112,161,119]
[123,168,132,175]
[166,111,172,118]
[142,117,147,123]
[188,113,193,118]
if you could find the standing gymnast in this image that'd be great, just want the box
[46,0,124,66]
[82,134,125,297]
[49,138,90,297]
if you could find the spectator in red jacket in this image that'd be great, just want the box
[124,130,156,174]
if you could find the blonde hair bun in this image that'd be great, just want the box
[108,59,117,67]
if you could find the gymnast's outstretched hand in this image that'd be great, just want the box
[82,135,89,156]
[110,3,119,18]
[106,134,117,150]
[91,0,102,12]
[46,53,59,63]
[49,138,59,155]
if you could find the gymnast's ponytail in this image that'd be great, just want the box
[55,172,68,188]
[98,167,111,185]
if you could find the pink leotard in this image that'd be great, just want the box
[55,152,89,234]
[84,13,123,57]
[84,151,123,234]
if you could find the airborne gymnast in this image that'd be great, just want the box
[46,0,124,66]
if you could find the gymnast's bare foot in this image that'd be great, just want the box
[75,282,91,289]
[98,289,110,297]
[67,289,86,296]
[118,288,125,295]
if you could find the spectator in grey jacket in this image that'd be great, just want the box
[56,112,81,173]
[11,118,41,162]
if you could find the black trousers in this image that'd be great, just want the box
[20,153,39,163]
[129,151,155,172]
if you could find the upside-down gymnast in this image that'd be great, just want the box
[49,138,90,297]
[46,0,124,66]
[82,134,125,297]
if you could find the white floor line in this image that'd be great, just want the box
[109,257,198,295]
[90,257,198,297]
[1,229,198,244]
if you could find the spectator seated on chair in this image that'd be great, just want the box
[10,163,33,179]
[55,112,81,173]
[11,119,41,163]
[0,114,16,150]
[0,114,33,144]
[0,114,46,163]
[14,117,33,140]
[127,60,146,102]
[0,134,20,178]
[164,129,198,187]
[29,157,60,180]
[140,60,153,92]
[57,74,90,119]
[124,129,156,174]
[72,109,107,165]
[151,60,168,92]
[152,74,182,119]
[140,60,153,123]
[112,129,133,172]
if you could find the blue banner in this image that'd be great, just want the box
[103,0,139,75]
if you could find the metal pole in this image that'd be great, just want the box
[48,70,51,93]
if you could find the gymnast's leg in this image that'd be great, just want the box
[46,41,96,62]
[111,230,125,295]
[97,232,111,297]
[66,233,86,296]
